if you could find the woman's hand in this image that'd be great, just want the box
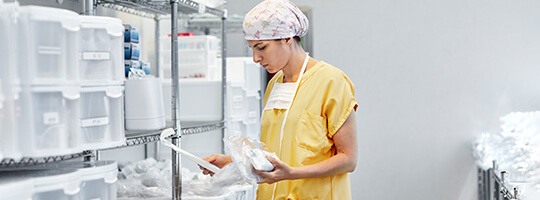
[256,155,295,184]
[200,154,232,176]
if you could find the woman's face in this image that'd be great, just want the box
[248,39,291,74]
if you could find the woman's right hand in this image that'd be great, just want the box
[199,154,232,176]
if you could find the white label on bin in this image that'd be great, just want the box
[82,52,111,60]
[82,117,109,127]
[43,112,60,125]
[38,46,61,55]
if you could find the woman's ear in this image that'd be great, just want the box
[284,37,293,45]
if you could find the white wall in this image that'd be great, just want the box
[227,0,540,199]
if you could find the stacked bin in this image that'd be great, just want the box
[0,1,22,160]
[0,3,126,159]
[16,5,82,157]
[225,57,264,142]
[0,161,118,200]
[77,15,125,150]
[160,35,221,79]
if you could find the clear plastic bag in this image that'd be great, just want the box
[224,136,279,185]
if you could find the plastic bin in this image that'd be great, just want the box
[162,79,222,122]
[0,177,34,200]
[0,1,19,87]
[125,78,166,131]
[160,35,221,80]
[227,80,246,119]
[17,85,80,157]
[78,86,125,150]
[226,57,262,93]
[32,169,81,200]
[0,85,21,160]
[246,92,262,123]
[17,6,80,86]
[226,118,260,142]
[79,16,125,86]
[72,161,118,200]
[160,50,220,80]
[160,35,220,52]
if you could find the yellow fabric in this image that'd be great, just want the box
[258,61,358,200]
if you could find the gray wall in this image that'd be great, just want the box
[227,0,540,200]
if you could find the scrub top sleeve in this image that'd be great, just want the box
[324,74,358,138]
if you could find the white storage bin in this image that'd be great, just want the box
[160,50,220,80]
[76,161,118,200]
[227,80,246,119]
[226,118,260,141]
[17,6,80,86]
[125,78,166,131]
[0,85,21,160]
[160,35,220,52]
[79,16,125,86]
[246,93,262,123]
[0,1,19,87]
[162,79,222,122]
[78,86,125,150]
[32,169,81,200]
[226,57,262,93]
[0,177,34,200]
[17,85,80,157]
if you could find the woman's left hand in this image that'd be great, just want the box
[255,155,295,184]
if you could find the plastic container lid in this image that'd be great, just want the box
[63,161,118,184]
[80,15,123,37]
[0,169,81,195]
[19,5,80,31]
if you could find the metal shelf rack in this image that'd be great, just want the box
[0,1,227,200]
[95,1,228,199]
[478,161,519,200]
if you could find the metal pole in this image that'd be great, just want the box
[221,6,228,153]
[154,14,161,160]
[170,1,182,199]
[83,0,95,15]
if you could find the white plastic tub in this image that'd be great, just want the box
[0,1,19,88]
[162,79,223,122]
[76,161,118,200]
[17,6,80,86]
[17,85,80,157]
[79,16,125,86]
[78,86,125,150]
[125,78,166,131]
[226,57,262,93]
[0,84,21,160]
[227,81,246,119]
[226,118,261,142]
[0,177,34,200]
[32,169,81,200]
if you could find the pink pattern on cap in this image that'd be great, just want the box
[243,0,309,40]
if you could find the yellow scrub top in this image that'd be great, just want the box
[258,61,358,200]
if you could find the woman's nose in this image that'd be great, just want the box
[253,52,262,63]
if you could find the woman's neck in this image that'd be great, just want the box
[282,51,309,83]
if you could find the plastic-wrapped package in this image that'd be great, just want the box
[224,136,279,184]
[116,158,172,199]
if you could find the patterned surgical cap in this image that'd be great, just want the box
[243,0,309,40]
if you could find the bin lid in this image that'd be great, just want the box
[19,6,80,32]
[80,16,123,37]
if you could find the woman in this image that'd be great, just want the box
[201,0,358,199]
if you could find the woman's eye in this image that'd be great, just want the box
[258,46,266,50]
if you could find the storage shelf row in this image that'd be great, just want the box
[0,121,225,169]
[96,0,225,18]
